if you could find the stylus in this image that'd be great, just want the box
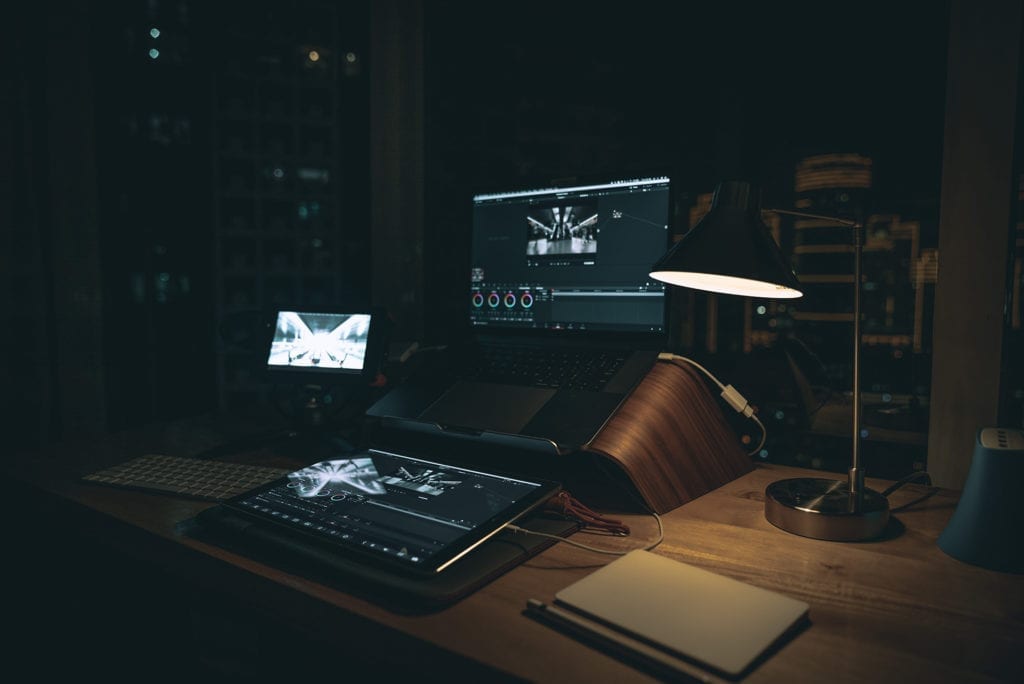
[524,599,723,684]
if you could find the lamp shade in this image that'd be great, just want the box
[937,427,1024,573]
[650,180,803,298]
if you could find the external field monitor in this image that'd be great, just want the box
[265,309,385,384]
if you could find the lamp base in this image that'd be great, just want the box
[764,477,890,542]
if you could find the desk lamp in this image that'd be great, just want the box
[650,180,889,541]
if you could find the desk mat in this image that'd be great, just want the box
[181,506,579,613]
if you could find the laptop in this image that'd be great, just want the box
[367,173,673,454]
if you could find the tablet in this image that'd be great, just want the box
[219,448,562,575]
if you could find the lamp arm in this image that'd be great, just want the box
[762,207,862,228]
[764,206,866,502]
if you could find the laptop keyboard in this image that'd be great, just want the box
[463,344,629,391]
[82,454,290,502]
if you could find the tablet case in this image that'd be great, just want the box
[183,505,579,613]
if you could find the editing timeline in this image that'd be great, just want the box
[469,281,665,331]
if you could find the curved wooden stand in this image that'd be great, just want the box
[584,360,754,514]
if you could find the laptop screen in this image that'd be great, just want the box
[469,175,671,333]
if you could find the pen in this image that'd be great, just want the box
[525,599,721,684]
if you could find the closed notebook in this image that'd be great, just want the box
[554,550,809,678]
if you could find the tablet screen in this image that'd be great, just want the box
[222,448,561,574]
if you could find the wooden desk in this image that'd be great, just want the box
[5,417,1022,682]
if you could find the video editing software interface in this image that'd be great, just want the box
[234,449,546,570]
[469,176,671,333]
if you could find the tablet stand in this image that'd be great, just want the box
[584,360,754,514]
[362,361,753,516]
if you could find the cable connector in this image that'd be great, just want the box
[656,349,766,455]
[720,384,755,417]
[657,352,754,415]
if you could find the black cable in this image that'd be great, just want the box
[882,470,939,513]
[881,470,932,497]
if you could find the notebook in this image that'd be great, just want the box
[366,173,673,454]
[544,550,810,679]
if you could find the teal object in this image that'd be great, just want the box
[937,427,1024,573]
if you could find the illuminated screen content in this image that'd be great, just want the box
[231,450,549,572]
[526,202,599,256]
[469,176,671,333]
[266,311,370,372]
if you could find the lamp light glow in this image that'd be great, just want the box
[649,271,803,298]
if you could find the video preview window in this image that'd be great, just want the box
[525,202,599,257]
[267,311,370,371]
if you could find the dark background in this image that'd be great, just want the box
[4,0,1020,478]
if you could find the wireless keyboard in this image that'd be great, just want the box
[82,454,290,502]
[466,344,629,391]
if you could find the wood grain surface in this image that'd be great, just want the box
[6,411,1023,682]
[586,360,754,513]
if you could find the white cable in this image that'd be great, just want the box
[747,411,767,455]
[398,343,448,363]
[506,508,664,556]
[656,352,767,456]
[398,342,419,363]
[657,352,726,391]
